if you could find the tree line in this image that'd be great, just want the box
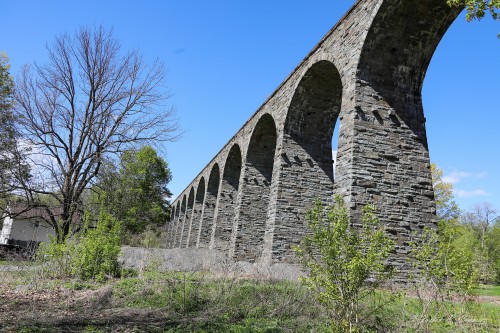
[432,164,500,284]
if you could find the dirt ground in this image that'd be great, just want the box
[1,269,499,333]
[0,281,184,332]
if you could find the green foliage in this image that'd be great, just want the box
[448,0,500,21]
[82,326,105,333]
[294,196,394,333]
[407,198,497,333]
[70,211,122,281]
[430,164,499,284]
[0,52,13,112]
[474,284,500,296]
[431,163,461,221]
[486,219,500,283]
[38,210,122,281]
[0,52,24,197]
[412,220,482,294]
[111,274,323,332]
[93,145,172,233]
[1,268,499,332]
[114,273,208,312]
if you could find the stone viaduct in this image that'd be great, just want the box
[166,0,463,272]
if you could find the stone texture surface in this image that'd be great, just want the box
[120,246,303,281]
[167,0,461,278]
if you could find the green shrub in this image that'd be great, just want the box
[71,211,122,281]
[412,219,481,294]
[38,210,122,281]
[408,219,488,332]
[294,196,394,333]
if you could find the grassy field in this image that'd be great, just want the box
[475,285,500,297]
[0,260,499,333]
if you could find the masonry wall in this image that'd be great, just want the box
[168,0,461,275]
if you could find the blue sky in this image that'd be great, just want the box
[2,1,499,213]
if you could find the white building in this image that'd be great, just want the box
[0,207,56,247]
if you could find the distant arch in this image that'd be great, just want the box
[171,206,176,222]
[199,164,220,247]
[181,187,195,247]
[213,144,242,252]
[167,204,177,248]
[171,201,181,248]
[233,114,277,262]
[174,195,187,248]
[188,177,206,247]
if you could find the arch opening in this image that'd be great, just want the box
[167,205,177,248]
[285,60,342,183]
[357,0,461,144]
[332,117,341,182]
[181,187,195,247]
[213,144,242,252]
[199,164,220,248]
[271,60,343,262]
[234,114,277,262]
[188,178,206,247]
[170,206,176,223]
[174,196,187,248]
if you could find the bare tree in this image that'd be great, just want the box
[9,26,179,241]
[462,202,498,249]
[473,203,498,249]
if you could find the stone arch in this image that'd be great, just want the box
[174,195,187,248]
[233,114,277,262]
[171,206,176,222]
[349,0,462,269]
[188,177,206,247]
[213,144,242,252]
[357,0,460,144]
[270,60,343,261]
[167,204,177,248]
[199,163,220,248]
[172,201,181,248]
[285,60,342,183]
[181,187,195,247]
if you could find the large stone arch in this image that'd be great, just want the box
[348,0,462,271]
[357,0,460,141]
[213,144,242,252]
[233,114,277,262]
[199,163,220,248]
[285,60,342,182]
[269,60,343,262]
[188,177,206,247]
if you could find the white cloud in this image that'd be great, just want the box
[454,189,489,198]
[442,171,470,184]
[442,170,486,184]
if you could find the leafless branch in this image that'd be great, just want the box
[10,25,180,241]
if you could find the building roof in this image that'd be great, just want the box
[3,204,82,224]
